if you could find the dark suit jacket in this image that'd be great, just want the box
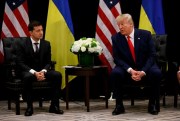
[16,37,51,72]
[111,28,157,73]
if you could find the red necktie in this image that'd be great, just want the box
[127,36,136,62]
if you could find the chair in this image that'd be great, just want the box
[125,34,168,107]
[3,37,56,115]
[166,35,180,107]
[168,61,179,107]
[153,34,168,106]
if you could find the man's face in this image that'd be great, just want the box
[30,25,43,41]
[117,18,133,36]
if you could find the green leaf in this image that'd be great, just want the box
[91,41,97,47]
[81,37,87,40]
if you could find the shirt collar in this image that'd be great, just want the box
[126,28,134,39]
[30,37,40,44]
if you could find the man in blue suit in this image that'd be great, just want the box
[111,14,161,115]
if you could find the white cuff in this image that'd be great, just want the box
[127,68,132,73]
[30,69,36,74]
[41,69,47,73]
[141,71,146,75]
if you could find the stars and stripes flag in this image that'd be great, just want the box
[95,0,121,72]
[1,0,29,38]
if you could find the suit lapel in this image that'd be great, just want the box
[39,40,45,62]
[120,35,133,61]
[26,38,34,54]
[134,29,141,62]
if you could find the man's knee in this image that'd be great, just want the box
[153,69,162,80]
[111,68,125,78]
[47,71,62,83]
[53,71,62,80]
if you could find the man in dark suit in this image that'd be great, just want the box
[16,21,63,116]
[111,14,161,115]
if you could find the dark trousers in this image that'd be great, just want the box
[21,70,62,107]
[110,65,161,105]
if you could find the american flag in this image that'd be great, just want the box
[95,0,121,72]
[1,0,29,38]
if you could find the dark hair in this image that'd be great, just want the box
[28,20,42,31]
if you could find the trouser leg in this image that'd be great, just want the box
[45,70,62,106]
[22,72,36,107]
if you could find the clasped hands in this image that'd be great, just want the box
[34,71,46,81]
[130,69,145,81]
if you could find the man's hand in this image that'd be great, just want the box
[34,71,46,81]
[130,69,145,81]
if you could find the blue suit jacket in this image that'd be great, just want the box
[111,28,157,73]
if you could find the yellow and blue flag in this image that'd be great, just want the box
[45,0,78,89]
[139,0,165,34]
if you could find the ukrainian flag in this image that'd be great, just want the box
[45,0,78,89]
[139,0,165,34]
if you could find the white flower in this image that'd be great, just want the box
[70,37,103,55]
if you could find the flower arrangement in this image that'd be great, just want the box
[70,37,103,55]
